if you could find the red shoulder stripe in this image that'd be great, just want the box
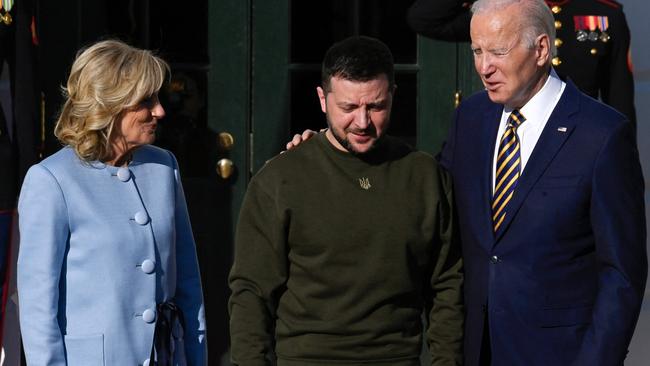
[545,0,570,6]
[596,0,622,9]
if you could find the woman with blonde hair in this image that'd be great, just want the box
[17,39,206,365]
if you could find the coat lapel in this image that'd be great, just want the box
[478,102,503,249]
[493,81,580,244]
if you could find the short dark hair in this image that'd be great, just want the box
[321,36,395,93]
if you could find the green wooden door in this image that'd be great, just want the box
[417,39,483,155]
[205,0,251,361]
[251,0,427,165]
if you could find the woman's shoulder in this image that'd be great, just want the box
[132,145,177,168]
[35,147,84,174]
[31,145,179,179]
[21,147,82,194]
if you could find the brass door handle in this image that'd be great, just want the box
[216,158,234,179]
[218,132,234,151]
[454,91,462,108]
[216,132,235,179]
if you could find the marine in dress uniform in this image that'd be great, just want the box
[0,2,19,213]
[0,0,39,350]
[407,0,637,125]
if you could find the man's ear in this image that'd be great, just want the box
[317,86,327,113]
[536,34,551,66]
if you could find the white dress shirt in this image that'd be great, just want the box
[492,69,566,192]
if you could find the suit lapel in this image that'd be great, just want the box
[493,81,580,244]
[478,102,503,249]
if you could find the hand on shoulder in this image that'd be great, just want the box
[284,129,323,151]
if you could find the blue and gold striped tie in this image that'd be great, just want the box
[492,109,526,233]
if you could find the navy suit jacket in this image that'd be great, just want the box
[440,79,646,366]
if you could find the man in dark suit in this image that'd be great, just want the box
[439,0,646,364]
[407,0,637,125]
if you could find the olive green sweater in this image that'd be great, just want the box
[229,133,463,366]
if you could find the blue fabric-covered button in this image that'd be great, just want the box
[134,211,149,225]
[117,167,131,182]
[141,259,155,274]
[142,308,156,323]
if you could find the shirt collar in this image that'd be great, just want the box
[504,68,563,119]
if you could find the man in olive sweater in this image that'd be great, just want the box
[228,36,463,366]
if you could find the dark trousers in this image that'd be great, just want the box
[480,311,492,366]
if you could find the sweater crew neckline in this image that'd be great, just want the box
[315,132,397,167]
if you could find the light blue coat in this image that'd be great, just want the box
[17,145,207,366]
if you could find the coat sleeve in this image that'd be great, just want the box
[600,7,636,126]
[17,164,68,366]
[228,177,288,366]
[407,0,472,42]
[574,120,647,365]
[169,152,208,366]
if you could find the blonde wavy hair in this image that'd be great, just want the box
[54,39,169,162]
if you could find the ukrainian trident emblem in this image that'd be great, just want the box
[358,177,371,190]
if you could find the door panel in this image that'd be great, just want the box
[205,0,251,361]
[251,1,290,172]
[253,0,421,164]
[417,39,483,155]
